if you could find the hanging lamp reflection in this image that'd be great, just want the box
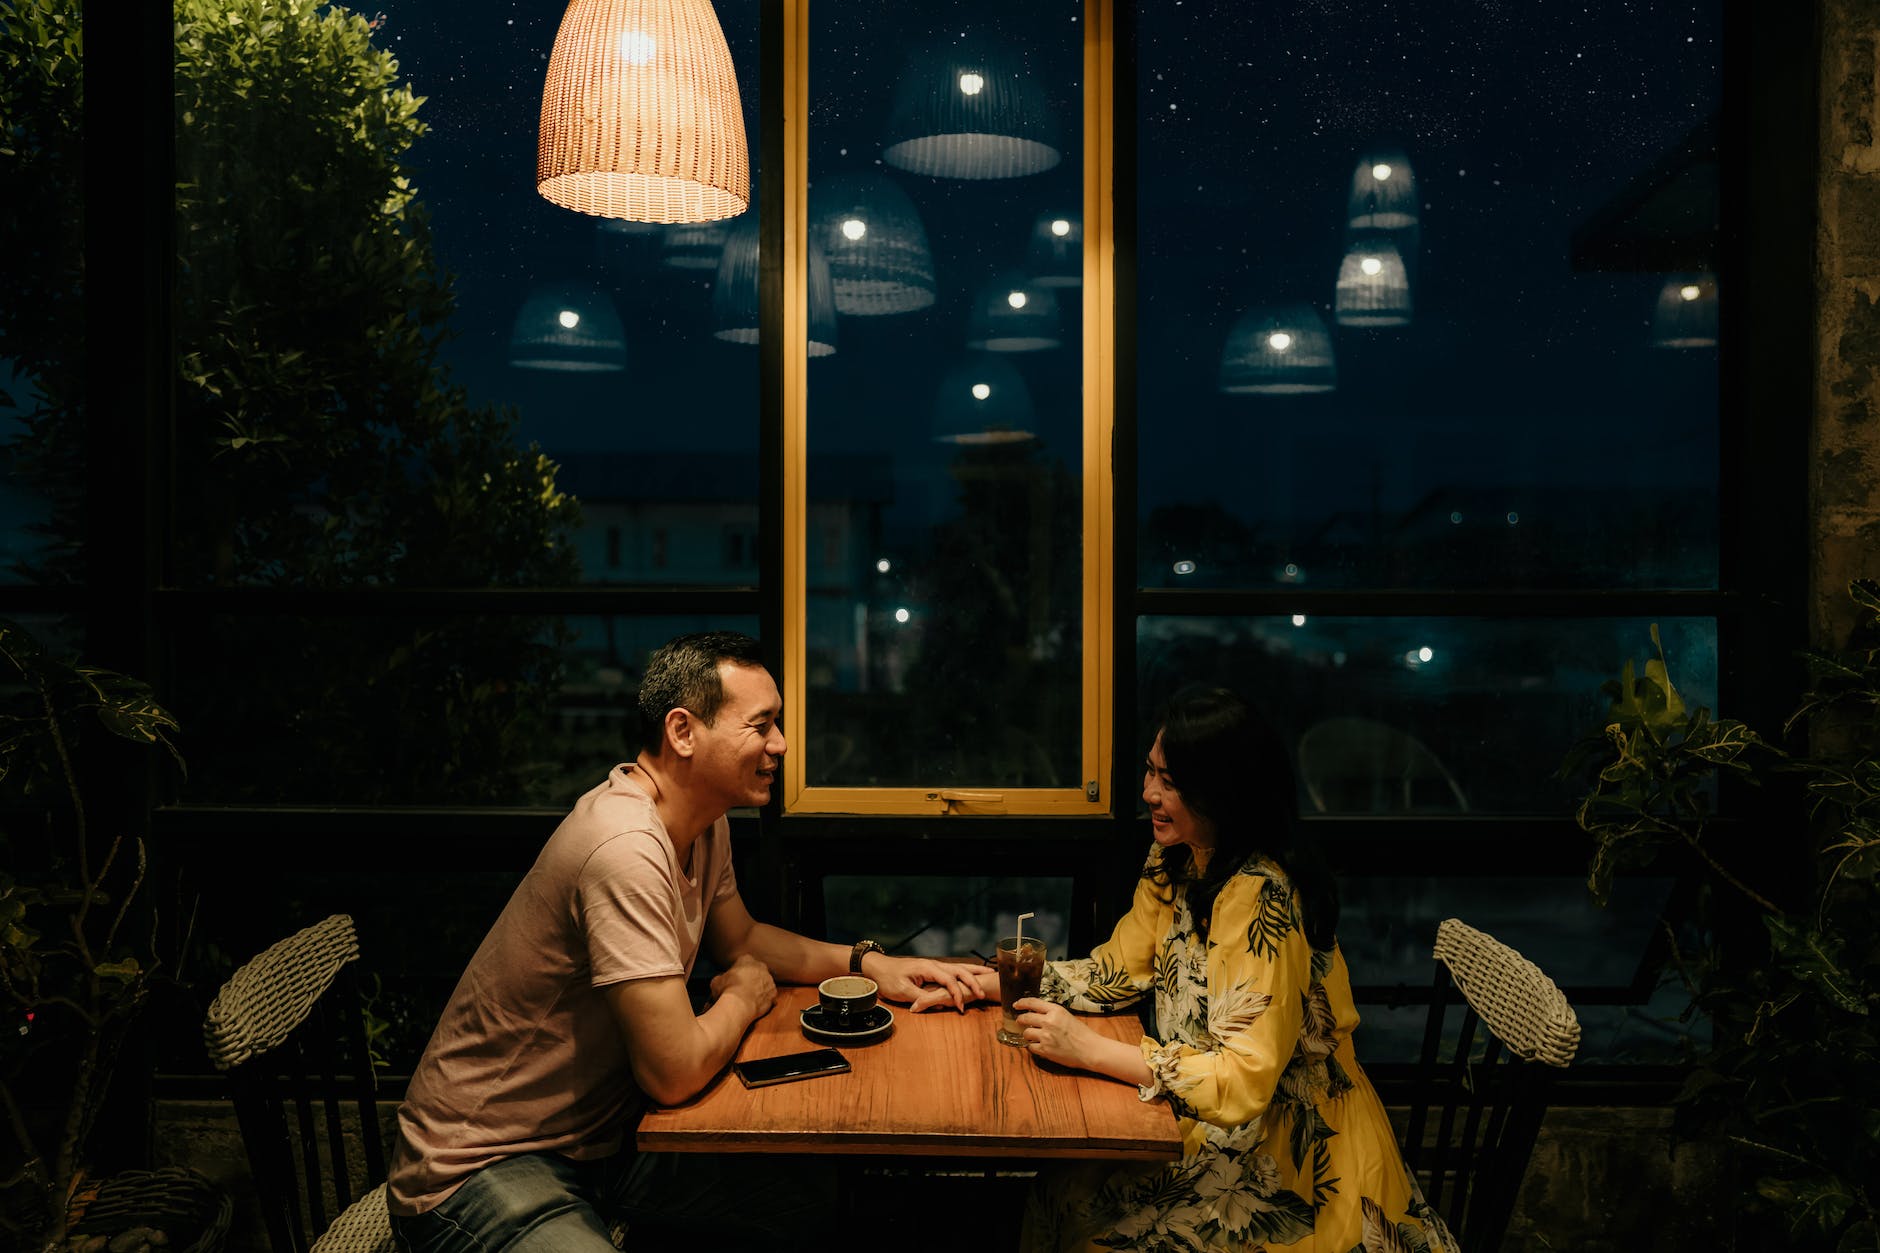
[932,356,1036,445]
[1346,145,1419,232]
[537,0,750,224]
[810,173,937,316]
[1650,273,1718,348]
[966,272,1061,352]
[508,282,628,372]
[712,218,838,356]
[1218,304,1336,395]
[881,41,1061,180]
[1334,236,1412,327]
[662,218,734,270]
[1026,212,1081,288]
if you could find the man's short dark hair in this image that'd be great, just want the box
[638,631,768,755]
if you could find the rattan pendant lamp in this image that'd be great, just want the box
[537,0,750,224]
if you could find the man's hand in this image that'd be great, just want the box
[709,953,777,1020]
[866,954,989,1012]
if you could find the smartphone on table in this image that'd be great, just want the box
[733,1047,850,1088]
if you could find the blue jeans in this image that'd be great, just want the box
[390,1149,836,1252]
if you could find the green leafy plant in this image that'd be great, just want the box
[0,619,185,1251]
[1563,582,1880,1251]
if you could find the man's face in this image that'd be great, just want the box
[689,662,787,808]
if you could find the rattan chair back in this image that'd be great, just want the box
[1402,917,1582,1253]
[203,914,393,1253]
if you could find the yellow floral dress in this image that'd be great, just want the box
[1023,849,1456,1253]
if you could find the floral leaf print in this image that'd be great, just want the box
[1326,1052,1356,1101]
[1246,879,1296,961]
[1311,1135,1341,1212]
[1299,984,1338,1057]
[1236,1186,1317,1245]
[1206,977,1272,1044]
[1288,1103,1337,1172]
[1310,944,1334,986]
[1361,1196,1415,1253]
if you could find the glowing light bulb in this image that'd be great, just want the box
[557,310,581,329]
[1371,162,1393,181]
[1267,331,1293,352]
[894,607,911,624]
[1172,560,1197,575]
[1291,614,1307,627]
[1050,219,1071,237]
[958,72,985,95]
[841,218,867,241]
[619,31,655,64]
[1360,256,1383,276]
[1006,290,1028,309]
[971,382,991,400]
[1418,646,1434,663]
[1679,284,1702,302]
[876,558,892,573]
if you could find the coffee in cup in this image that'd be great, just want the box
[995,937,1047,1045]
[817,974,879,1027]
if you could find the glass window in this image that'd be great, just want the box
[793,0,1101,809]
[1137,616,1718,816]
[1135,2,1722,591]
[169,0,761,589]
[823,874,1073,961]
[0,3,85,587]
[172,612,756,806]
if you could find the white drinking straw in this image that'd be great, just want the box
[1016,911,1034,953]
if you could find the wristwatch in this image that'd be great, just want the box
[849,938,885,974]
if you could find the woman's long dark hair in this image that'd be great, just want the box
[1143,685,1341,951]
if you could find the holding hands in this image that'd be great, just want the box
[866,954,989,1011]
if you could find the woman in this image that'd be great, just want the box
[980,686,1452,1252]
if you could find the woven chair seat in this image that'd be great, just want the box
[204,914,361,1071]
[1432,917,1580,1068]
[70,1167,234,1253]
[307,1183,394,1253]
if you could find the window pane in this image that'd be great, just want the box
[823,875,1073,961]
[170,0,760,588]
[1135,3,1722,591]
[1137,615,1718,815]
[0,9,84,586]
[173,612,755,806]
[1339,876,1699,1065]
[805,0,1085,788]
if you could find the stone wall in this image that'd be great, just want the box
[1819,0,1880,642]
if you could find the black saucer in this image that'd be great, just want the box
[800,1003,893,1044]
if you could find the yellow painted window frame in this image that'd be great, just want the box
[780,0,1115,817]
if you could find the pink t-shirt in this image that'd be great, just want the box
[387,763,738,1216]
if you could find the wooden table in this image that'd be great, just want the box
[636,986,1181,1161]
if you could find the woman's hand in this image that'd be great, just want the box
[867,954,987,1011]
[1014,997,1103,1068]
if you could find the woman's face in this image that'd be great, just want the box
[1143,729,1217,851]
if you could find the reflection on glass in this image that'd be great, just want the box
[824,875,1073,959]
[507,282,629,372]
[1334,236,1413,327]
[1651,273,1719,348]
[712,217,838,356]
[1218,303,1337,395]
[1137,4,1722,591]
[1137,615,1719,815]
[881,39,1062,179]
[1026,210,1082,288]
[965,271,1062,352]
[932,355,1036,445]
[1346,144,1419,231]
[810,172,937,316]
[808,1,1082,789]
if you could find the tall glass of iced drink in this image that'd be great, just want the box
[996,936,1047,1045]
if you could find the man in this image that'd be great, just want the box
[387,631,981,1251]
